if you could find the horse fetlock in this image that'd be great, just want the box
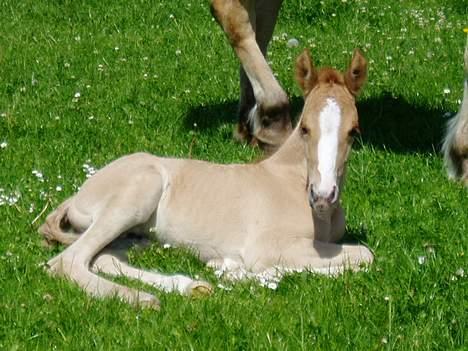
[250,103,292,150]
[233,121,252,143]
[251,121,291,152]
[46,255,72,277]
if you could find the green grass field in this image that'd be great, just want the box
[0,0,466,349]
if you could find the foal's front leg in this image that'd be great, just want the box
[273,238,373,276]
[313,205,346,243]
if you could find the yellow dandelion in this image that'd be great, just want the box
[464,28,468,33]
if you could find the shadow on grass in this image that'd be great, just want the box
[183,93,447,154]
[183,100,238,131]
[343,226,370,244]
[357,93,446,153]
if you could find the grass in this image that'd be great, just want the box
[0,0,466,349]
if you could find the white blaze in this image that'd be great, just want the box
[317,98,341,195]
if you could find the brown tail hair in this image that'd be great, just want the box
[38,198,80,246]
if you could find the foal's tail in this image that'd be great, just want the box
[38,197,80,246]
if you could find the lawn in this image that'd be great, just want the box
[0,0,466,349]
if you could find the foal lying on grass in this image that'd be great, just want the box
[39,49,373,309]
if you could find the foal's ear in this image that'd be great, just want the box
[345,49,368,96]
[295,49,318,97]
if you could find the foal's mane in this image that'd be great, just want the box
[317,68,345,86]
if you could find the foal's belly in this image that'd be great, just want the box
[153,182,248,262]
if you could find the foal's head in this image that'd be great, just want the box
[295,49,367,217]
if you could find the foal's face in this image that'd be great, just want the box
[300,85,359,215]
[295,49,367,216]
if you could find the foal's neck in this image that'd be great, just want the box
[263,126,307,173]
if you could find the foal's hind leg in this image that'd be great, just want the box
[47,173,163,308]
[47,215,160,308]
[91,252,212,296]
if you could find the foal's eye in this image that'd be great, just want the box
[300,126,309,136]
[349,126,361,138]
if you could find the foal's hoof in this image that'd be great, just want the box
[45,256,66,277]
[137,295,161,311]
[359,246,374,265]
[186,281,213,297]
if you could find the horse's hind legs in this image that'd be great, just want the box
[91,251,212,297]
[46,207,160,309]
[46,173,164,309]
[48,253,160,309]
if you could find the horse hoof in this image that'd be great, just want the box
[45,256,66,276]
[233,122,252,143]
[138,296,161,311]
[187,281,213,297]
[359,246,374,265]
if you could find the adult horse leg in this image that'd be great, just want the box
[211,0,291,150]
[238,0,290,147]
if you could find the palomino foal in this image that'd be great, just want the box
[442,38,468,186]
[39,49,372,309]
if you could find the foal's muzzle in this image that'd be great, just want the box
[309,184,339,212]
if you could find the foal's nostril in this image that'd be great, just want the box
[310,185,338,207]
[328,186,336,203]
[327,185,338,204]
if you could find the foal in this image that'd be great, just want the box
[39,49,372,309]
[442,37,468,186]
